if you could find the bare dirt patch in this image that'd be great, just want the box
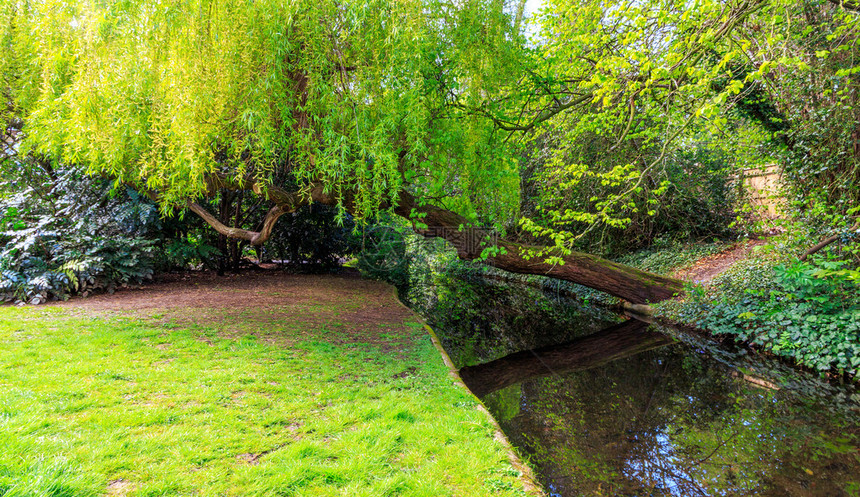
[672,239,767,283]
[235,441,292,465]
[106,479,134,496]
[49,269,418,348]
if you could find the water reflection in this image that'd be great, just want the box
[459,319,673,398]
[421,277,860,496]
[478,334,860,496]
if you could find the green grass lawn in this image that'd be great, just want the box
[0,275,531,496]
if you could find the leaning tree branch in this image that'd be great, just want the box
[188,201,290,246]
[390,190,686,303]
[188,176,333,245]
[183,174,685,303]
[188,172,344,246]
[800,218,860,261]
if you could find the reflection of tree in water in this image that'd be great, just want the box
[485,344,860,496]
[425,277,619,368]
[422,276,860,495]
[459,320,672,398]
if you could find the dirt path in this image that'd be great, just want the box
[49,269,416,349]
[672,239,767,283]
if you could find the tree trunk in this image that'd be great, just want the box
[188,182,687,304]
[800,218,860,261]
[458,319,673,398]
[391,191,685,304]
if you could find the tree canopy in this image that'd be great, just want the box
[3,0,860,302]
[2,0,525,222]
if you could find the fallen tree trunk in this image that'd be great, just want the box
[458,319,674,398]
[187,182,686,304]
[391,191,685,304]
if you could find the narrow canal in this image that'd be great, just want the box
[415,273,860,496]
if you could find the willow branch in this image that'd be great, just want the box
[492,93,593,132]
[203,173,308,208]
[188,201,288,245]
[800,219,860,261]
[187,174,327,245]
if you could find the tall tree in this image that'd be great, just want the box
[7,0,843,302]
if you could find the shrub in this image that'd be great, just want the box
[659,254,860,376]
[263,203,359,271]
[614,237,732,276]
[161,235,222,271]
[0,164,161,303]
[355,223,412,289]
[520,136,739,257]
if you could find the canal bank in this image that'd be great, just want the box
[403,270,860,496]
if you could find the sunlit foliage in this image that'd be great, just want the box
[3,0,860,259]
[2,0,525,224]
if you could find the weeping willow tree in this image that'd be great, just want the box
[4,0,851,303]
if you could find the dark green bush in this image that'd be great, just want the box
[263,203,359,271]
[0,163,161,303]
[161,235,222,271]
[355,224,411,288]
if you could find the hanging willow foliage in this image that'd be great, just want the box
[4,0,860,302]
[2,0,525,224]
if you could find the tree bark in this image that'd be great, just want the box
[391,191,685,303]
[188,182,686,304]
[800,219,860,261]
[188,202,290,246]
[458,319,674,398]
